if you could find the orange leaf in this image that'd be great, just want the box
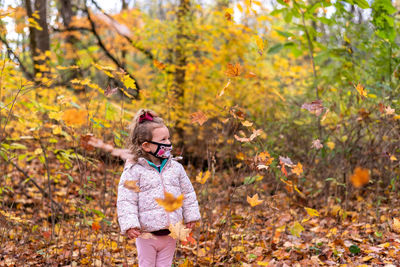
[92,221,101,231]
[153,60,166,70]
[354,82,367,98]
[124,180,140,192]
[292,162,303,176]
[245,72,257,78]
[181,232,196,245]
[225,62,242,77]
[62,108,87,127]
[350,167,370,188]
[190,111,208,126]
[155,191,184,212]
[247,194,263,207]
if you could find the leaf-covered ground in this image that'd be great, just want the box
[0,153,399,266]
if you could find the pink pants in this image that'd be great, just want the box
[136,235,176,267]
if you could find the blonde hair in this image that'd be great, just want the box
[127,109,165,162]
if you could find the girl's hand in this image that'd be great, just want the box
[126,228,141,239]
[185,221,196,229]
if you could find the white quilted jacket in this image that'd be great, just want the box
[117,157,201,234]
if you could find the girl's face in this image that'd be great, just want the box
[141,126,171,154]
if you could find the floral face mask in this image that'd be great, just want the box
[148,141,172,159]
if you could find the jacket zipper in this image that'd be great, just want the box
[147,158,172,228]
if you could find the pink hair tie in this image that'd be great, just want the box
[139,112,154,123]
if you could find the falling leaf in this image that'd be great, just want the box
[301,100,324,116]
[155,191,184,212]
[311,139,323,150]
[292,162,303,176]
[218,79,231,97]
[354,82,367,98]
[225,62,241,77]
[244,71,257,78]
[153,60,166,70]
[124,180,140,192]
[393,218,400,233]
[247,194,263,207]
[304,207,320,217]
[104,85,118,97]
[196,171,210,184]
[190,111,208,126]
[168,221,191,242]
[350,167,370,188]
[290,221,304,237]
[389,154,397,161]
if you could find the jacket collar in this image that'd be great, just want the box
[137,156,173,171]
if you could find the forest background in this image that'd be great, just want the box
[0,0,400,266]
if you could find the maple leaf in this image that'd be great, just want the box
[247,194,263,207]
[153,59,166,70]
[124,180,140,192]
[225,62,241,77]
[104,85,118,97]
[354,82,367,98]
[190,111,208,126]
[196,171,210,184]
[311,139,323,150]
[168,221,191,242]
[181,232,196,246]
[350,167,370,188]
[155,191,184,212]
[292,162,303,176]
[385,105,395,115]
[301,100,324,116]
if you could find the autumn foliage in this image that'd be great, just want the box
[1,0,400,266]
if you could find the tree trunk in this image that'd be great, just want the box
[173,0,191,149]
[25,0,39,76]
[34,0,50,52]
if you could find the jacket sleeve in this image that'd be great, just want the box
[179,164,201,223]
[117,164,140,235]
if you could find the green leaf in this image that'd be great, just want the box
[268,44,284,54]
[354,0,369,9]
[349,244,360,254]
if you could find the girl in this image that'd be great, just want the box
[117,109,201,267]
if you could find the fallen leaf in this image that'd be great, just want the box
[292,162,303,176]
[290,221,304,237]
[393,218,400,233]
[92,221,101,231]
[247,194,263,207]
[304,207,320,217]
[155,191,184,212]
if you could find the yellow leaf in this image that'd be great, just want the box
[196,171,210,184]
[236,152,245,161]
[155,191,184,212]
[237,3,243,12]
[292,162,303,176]
[122,75,136,89]
[241,120,253,127]
[247,194,263,207]
[326,141,335,150]
[350,167,370,188]
[255,35,264,52]
[304,207,320,217]
[390,155,397,161]
[290,221,304,237]
[354,82,367,98]
[393,218,400,233]
[124,180,140,192]
[52,126,62,135]
[34,148,42,155]
[168,221,191,242]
